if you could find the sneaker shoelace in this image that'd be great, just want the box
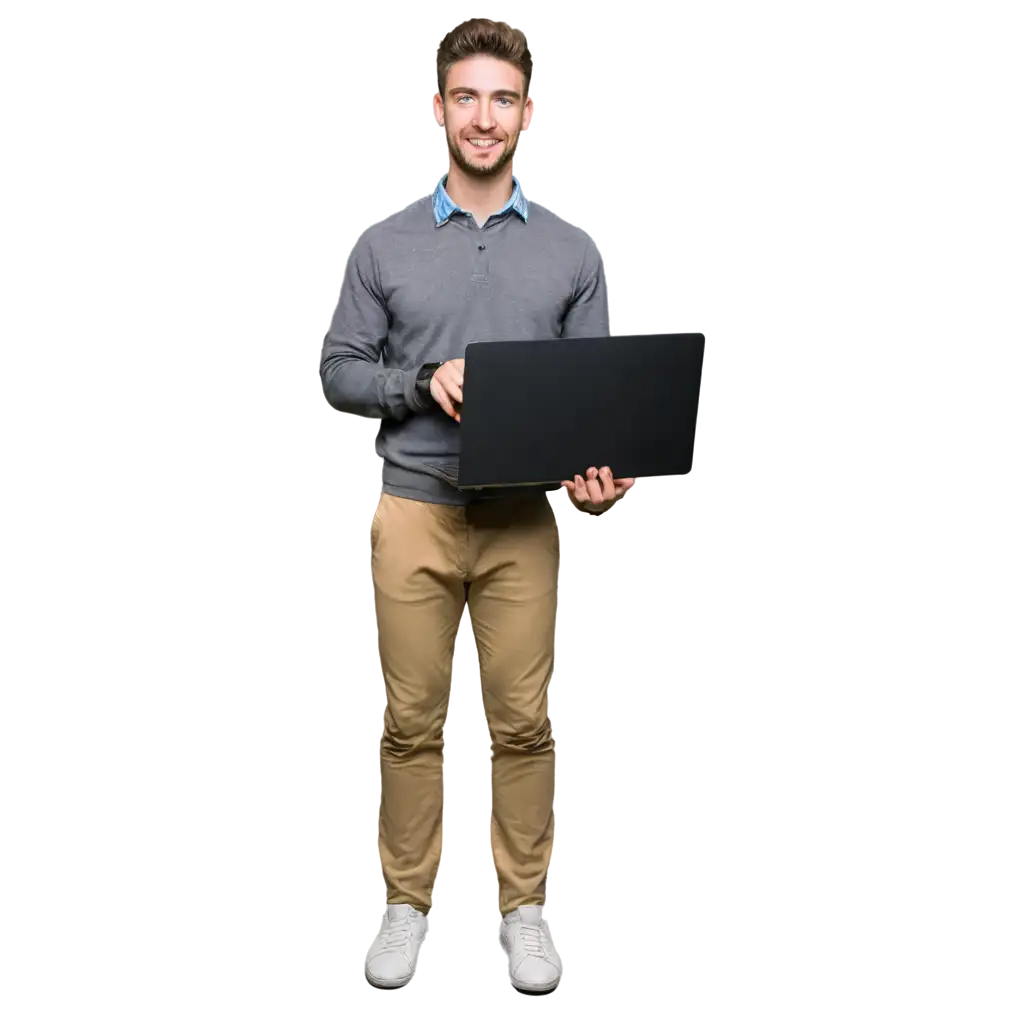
[517,922,550,958]
[378,915,415,951]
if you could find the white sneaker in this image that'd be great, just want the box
[499,905,562,994]
[364,904,428,989]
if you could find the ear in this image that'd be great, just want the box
[433,92,445,126]
[521,96,534,130]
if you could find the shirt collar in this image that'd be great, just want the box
[432,173,529,227]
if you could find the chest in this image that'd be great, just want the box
[380,227,577,336]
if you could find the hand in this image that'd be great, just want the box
[429,358,464,422]
[561,466,635,515]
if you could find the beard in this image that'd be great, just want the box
[445,123,522,179]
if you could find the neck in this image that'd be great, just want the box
[445,164,514,223]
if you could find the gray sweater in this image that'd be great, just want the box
[319,187,609,504]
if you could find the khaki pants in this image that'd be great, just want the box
[370,491,560,917]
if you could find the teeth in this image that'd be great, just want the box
[469,139,500,147]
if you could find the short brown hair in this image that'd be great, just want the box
[436,18,532,101]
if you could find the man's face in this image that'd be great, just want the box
[434,55,533,179]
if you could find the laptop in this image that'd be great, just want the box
[456,332,704,489]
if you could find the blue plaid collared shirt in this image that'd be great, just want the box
[432,173,530,227]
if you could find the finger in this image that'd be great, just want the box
[599,466,616,502]
[436,394,456,417]
[585,468,603,504]
[438,367,463,404]
[613,478,635,492]
[448,360,464,386]
[430,379,457,418]
[574,474,589,505]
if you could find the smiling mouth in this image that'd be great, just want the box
[467,138,502,148]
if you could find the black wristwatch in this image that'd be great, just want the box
[415,361,443,396]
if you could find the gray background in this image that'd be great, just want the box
[0,8,1019,1024]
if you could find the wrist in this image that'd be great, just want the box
[414,362,442,407]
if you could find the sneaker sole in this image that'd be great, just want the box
[516,983,565,999]
[364,974,411,991]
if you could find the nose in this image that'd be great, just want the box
[473,108,495,131]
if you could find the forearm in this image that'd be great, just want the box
[319,348,432,420]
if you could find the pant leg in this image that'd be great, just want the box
[465,495,560,916]
[371,492,467,913]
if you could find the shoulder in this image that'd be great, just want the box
[523,200,602,256]
[357,196,434,250]
[523,201,604,282]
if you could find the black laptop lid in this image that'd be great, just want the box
[457,332,704,489]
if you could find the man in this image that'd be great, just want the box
[319,18,634,995]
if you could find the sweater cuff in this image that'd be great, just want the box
[401,370,434,413]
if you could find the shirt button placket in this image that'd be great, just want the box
[471,227,489,283]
